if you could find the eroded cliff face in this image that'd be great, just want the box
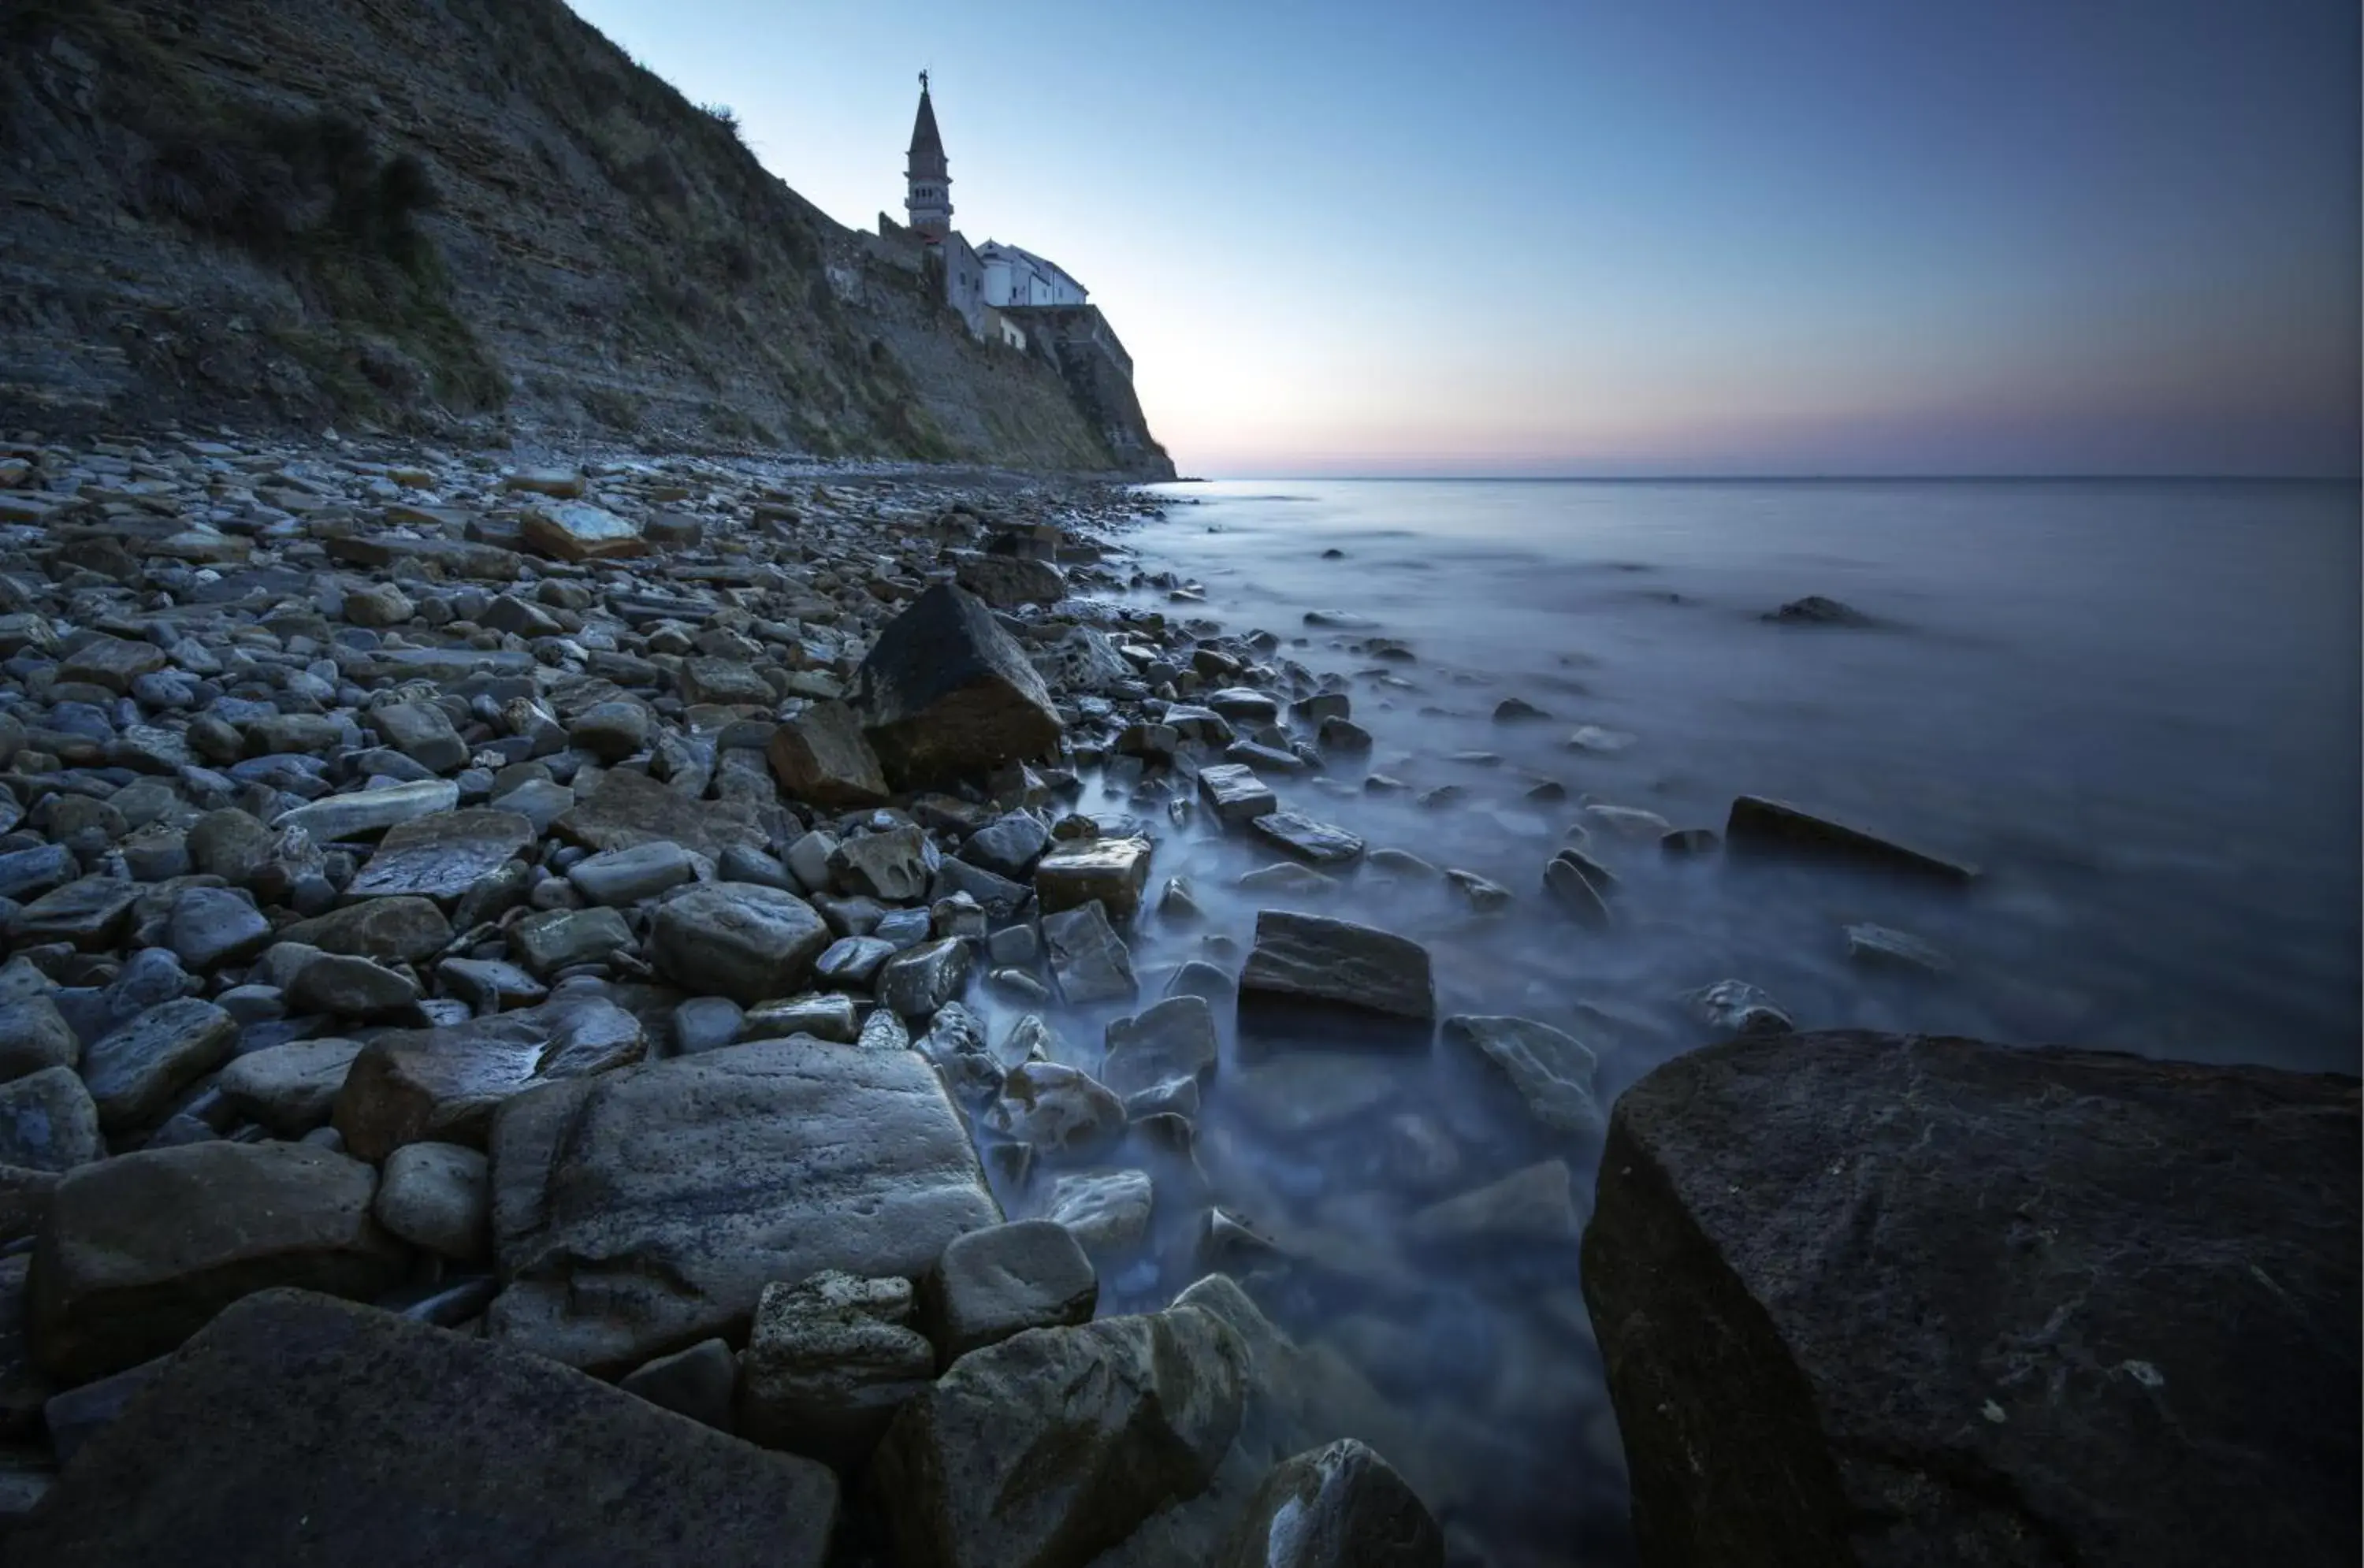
[0,0,1172,474]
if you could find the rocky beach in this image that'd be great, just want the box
[0,433,2347,1568]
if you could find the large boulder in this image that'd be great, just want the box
[332,994,645,1161]
[851,582,1062,790]
[28,1142,407,1384]
[649,882,833,1006]
[6,1290,838,1567]
[487,1039,1000,1374]
[868,1304,1250,1568]
[1582,1031,2360,1568]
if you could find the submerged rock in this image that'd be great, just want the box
[1440,1014,1603,1139]
[1582,1031,2360,1568]
[1764,594,1875,626]
[1237,911,1434,1039]
[1724,794,1977,884]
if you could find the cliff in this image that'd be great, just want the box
[0,0,1175,476]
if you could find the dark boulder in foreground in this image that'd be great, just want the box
[7,1289,838,1566]
[1582,1031,2360,1568]
[852,582,1062,790]
[1723,794,1976,884]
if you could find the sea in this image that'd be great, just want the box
[1008,477,2359,1562]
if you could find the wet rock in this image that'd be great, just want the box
[916,1220,1098,1369]
[1046,1168,1155,1252]
[8,1290,838,1567]
[556,767,765,860]
[1196,763,1277,827]
[1542,856,1611,928]
[0,1068,102,1172]
[10,877,140,951]
[332,994,645,1159]
[1041,901,1137,1005]
[80,998,238,1131]
[1443,868,1512,911]
[162,886,271,972]
[368,701,468,775]
[1030,625,1136,694]
[1102,994,1220,1099]
[671,994,745,1054]
[1318,715,1373,752]
[1724,794,1977,884]
[1682,979,1795,1036]
[868,1305,1248,1568]
[348,809,537,903]
[1405,1158,1578,1248]
[1492,697,1550,723]
[487,1039,1000,1373]
[1251,810,1365,866]
[1764,594,1875,626]
[288,952,422,1020]
[566,841,696,906]
[1582,1031,2358,1568]
[271,779,462,843]
[0,995,77,1081]
[649,882,831,1006]
[281,897,453,965]
[742,993,859,1044]
[953,551,1065,608]
[960,812,1051,881]
[505,905,632,979]
[738,1271,936,1466]
[1238,911,1434,1035]
[767,700,890,808]
[878,937,973,1019]
[1843,920,1955,975]
[814,934,895,987]
[216,1039,366,1137]
[56,636,166,696]
[831,826,938,901]
[982,1061,1127,1155]
[568,700,652,763]
[1033,835,1153,918]
[519,497,646,561]
[852,582,1062,790]
[621,1337,738,1434]
[1440,1015,1603,1139]
[1662,827,1720,858]
[28,1142,407,1384]
[1216,1438,1445,1568]
[372,1141,489,1260]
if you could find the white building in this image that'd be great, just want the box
[979,241,1088,309]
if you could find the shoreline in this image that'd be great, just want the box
[0,432,2351,1567]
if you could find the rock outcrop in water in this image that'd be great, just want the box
[1582,1030,2361,1568]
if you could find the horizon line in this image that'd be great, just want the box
[1172,470,2364,485]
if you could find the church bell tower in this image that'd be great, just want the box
[905,72,952,242]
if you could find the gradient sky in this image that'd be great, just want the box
[566,0,2358,477]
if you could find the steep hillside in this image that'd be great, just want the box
[0,0,1170,474]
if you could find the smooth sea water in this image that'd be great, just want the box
[998,478,2358,1564]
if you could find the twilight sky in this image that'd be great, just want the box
[566,0,2358,477]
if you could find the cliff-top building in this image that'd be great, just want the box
[880,74,1160,467]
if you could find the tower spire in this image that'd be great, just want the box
[904,72,951,240]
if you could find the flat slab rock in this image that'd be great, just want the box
[487,1038,1001,1374]
[1581,1031,2361,1568]
[1238,911,1435,1036]
[6,1290,838,1568]
[345,808,535,903]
